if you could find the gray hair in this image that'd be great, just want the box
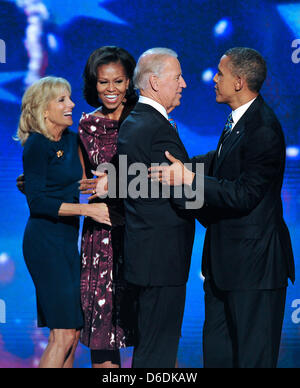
[224,47,267,93]
[133,47,178,90]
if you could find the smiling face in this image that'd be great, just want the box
[156,56,186,112]
[44,90,75,136]
[96,61,130,118]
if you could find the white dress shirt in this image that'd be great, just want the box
[231,97,257,129]
[218,97,257,157]
[138,96,168,120]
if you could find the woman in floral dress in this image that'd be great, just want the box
[78,46,138,368]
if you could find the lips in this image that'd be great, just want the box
[103,95,119,103]
[63,112,73,117]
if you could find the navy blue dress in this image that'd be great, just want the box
[22,130,84,329]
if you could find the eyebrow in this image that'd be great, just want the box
[97,75,126,80]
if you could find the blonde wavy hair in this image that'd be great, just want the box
[17,76,72,146]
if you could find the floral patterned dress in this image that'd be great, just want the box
[79,113,136,350]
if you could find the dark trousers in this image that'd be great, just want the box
[203,279,287,368]
[132,284,186,368]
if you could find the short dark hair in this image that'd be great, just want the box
[83,46,138,108]
[224,47,267,93]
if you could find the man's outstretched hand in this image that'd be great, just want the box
[79,171,108,201]
[148,151,195,186]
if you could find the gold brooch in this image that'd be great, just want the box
[56,150,64,158]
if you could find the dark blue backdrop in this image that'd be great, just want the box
[0,0,299,368]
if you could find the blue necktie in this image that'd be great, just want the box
[221,113,233,144]
[168,117,178,133]
[218,113,233,157]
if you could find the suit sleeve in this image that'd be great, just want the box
[190,151,216,175]
[195,125,284,213]
[188,152,216,226]
[151,127,200,210]
[23,135,63,220]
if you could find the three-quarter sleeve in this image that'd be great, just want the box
[23,134,63,220]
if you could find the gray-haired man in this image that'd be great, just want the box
[118,48,195,368]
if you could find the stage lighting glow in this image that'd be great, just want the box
[202,68,215,83]
[277,4,300,36]
[286,146,300,158]
[0,253,15,284]
[198,271,205,282]
[0,253,9,264]
[47,34,58,51]
[214,18,232,37]
[38,341,48,350]
[43,0,127,26]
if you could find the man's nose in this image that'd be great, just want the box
[180,76,187,88]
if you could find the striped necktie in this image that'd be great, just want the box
[168,117,178,133]
[221,112,233,144]
[218,113,233,157]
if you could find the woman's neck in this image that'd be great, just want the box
[95,104,125,121]
[47,125,65,141]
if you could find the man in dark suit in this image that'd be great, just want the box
[149,47,295,368]
[117,48,195,368]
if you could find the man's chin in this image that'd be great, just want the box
[168,101,181,113]
[174,98,181,107]
[215,96,226,104]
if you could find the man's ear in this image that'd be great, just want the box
[149,74,159,92]
[235,76,244,92]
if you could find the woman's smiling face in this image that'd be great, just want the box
[44,90,75,134]
[96,61,130,114]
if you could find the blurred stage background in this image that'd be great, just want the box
[0,0,299,368]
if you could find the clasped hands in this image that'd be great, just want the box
[79,170,108,201]
[16,173,123,227]
[79,170,123,227]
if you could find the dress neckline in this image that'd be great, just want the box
[82,112,119,123]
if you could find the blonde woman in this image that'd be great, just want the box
[18,76,112,368]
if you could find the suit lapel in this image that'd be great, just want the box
[214,95,264,175]
[214,119,245,173]
[135,102,190,161]
[173,129,190,160]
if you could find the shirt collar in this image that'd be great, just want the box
[231,97,257,127]
[138,96,168,120]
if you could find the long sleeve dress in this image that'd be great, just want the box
[79,113,136,350]
[22,130,83,329]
